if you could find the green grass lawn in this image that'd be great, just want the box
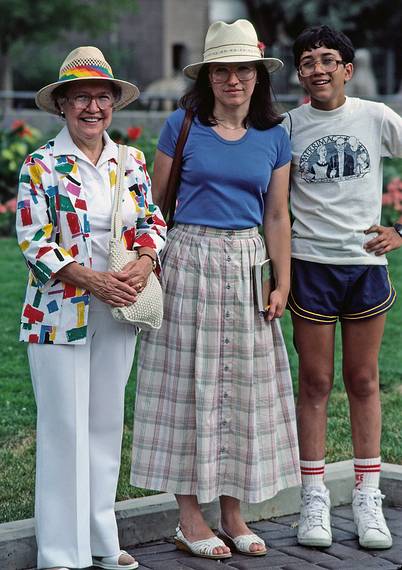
[0,237,401,523]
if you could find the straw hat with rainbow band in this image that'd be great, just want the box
[35,46,140,115]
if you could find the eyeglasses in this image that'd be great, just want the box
[298,57,345,77]
[210,64,257,83]
[64,93,115,110]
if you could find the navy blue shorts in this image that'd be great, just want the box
[288,259,396,324]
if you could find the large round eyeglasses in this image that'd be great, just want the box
[210,64,257,84]
[64,93,115,110]
[298,57,345,77]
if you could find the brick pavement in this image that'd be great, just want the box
[120,505,402,570]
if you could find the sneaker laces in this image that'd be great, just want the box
[354,490,386,531]
[302,489,329,529]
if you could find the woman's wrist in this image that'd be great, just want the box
[138,251,157,269]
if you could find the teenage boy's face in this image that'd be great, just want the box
[298,46,353,111]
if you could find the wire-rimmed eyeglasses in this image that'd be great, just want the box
[298,57,345,77]
[210,64,257,84]
[63,93,115,110]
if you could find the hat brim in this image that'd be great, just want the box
[35,77,140,115]
[183,56,283,79]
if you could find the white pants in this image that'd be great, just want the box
[28,305,137,569]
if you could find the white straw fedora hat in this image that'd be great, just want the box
[35,46,140,115]
[183,19,283,79]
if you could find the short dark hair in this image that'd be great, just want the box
[293,25,355,69]
[179,63,283,130]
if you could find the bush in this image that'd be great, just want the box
[381,157,402,225]
[0,120,43,236]
[108,125,158,174]
[0,120,42,203]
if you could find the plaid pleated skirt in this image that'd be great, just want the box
[131,224,300,503]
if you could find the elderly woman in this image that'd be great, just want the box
[16,47,166,570]
[131,20,300,560]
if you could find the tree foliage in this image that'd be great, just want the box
[0,0,137,91]
[244,0,402,50]
[0,0,136,53]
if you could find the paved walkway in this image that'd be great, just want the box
[121,505,402,570]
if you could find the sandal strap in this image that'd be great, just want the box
[232,532,266,551]
[219,526,266,552]
[175,526,227,556]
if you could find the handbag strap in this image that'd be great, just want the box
[162,109,193,228]
[111,144,128,239]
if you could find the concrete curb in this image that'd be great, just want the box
[1,461,401,570]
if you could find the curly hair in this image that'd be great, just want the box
[179,63,283,130]
[293,25,355,69]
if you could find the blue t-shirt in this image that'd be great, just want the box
[158,108,291,229]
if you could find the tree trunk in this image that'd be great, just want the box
[0,49,13,113]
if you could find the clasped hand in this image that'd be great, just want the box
[90,256,154,307]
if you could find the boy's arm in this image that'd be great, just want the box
[364,105,402,255]
[381,105,402,158]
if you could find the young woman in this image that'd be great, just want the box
[131,19,300,560]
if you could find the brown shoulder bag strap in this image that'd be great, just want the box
[162,109,193,229]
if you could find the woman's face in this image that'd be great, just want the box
[208,62,257,111]
[59,80,114,146]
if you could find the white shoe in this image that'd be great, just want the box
[352,488,393,549]
[297,486,332,547]
[174,525,232,559]
[218,525,267,556]
[92,550,139,569]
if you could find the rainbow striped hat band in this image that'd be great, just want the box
[35,46,139,115]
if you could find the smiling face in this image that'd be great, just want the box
[208,62,257,114]
[58,80,114,148]
[298,46,353,111]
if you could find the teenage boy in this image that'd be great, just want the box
[283,25,402,550]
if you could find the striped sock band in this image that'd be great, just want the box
[354,456,381,489]
[300,459,326,488]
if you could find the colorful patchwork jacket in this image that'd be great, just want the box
[16,128,166,345]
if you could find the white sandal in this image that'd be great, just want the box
[218,526,267,556]
[174,525,232,559]
[92,550,139,570]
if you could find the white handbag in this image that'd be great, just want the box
[108,145,163,330]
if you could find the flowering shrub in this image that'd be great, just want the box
[0,120,42,203]
[381,158,402,225]
[0,198,17,236]
[109,125,158,173]
[0,121,43,236]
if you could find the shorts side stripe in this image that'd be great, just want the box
[343,271,395,317]
[342,288,396,320]
[288,290,337,320]
[288,295,338,324]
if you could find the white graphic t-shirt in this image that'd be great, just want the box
[283,97,402,265]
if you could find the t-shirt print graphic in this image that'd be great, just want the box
[299,135,370,183]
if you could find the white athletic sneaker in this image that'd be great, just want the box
[297,486,332,547]
[352,488,393,549]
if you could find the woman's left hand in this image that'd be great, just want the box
[265,288,288,321]
[118,256,154,292]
